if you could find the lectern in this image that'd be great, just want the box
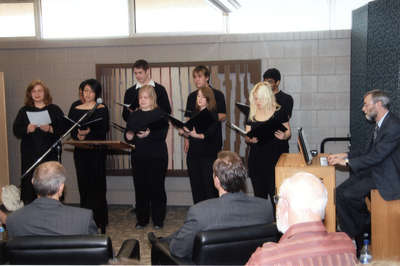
[275,153,336,232]
[64,140,134,151]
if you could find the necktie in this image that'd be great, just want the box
[373,124,379,141]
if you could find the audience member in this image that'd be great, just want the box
[246,172,357,266]
[165,150,274,259]
[0,161,98,238]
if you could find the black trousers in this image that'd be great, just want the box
[132,156,167,226]
[20,150,59,205]
[336,171,376,238]
[74,149,108,233]
[20,172,35,205]
[187,155,218,204]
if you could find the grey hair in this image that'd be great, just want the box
[364,89,390,109]
[279,172,328,219]
[32,161,66,197]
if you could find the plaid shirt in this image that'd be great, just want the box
[246,221,357,266]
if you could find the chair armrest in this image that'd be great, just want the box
[116,239,140,260]
[195,223,279,246]
[0,240,7,264]
[148,232,193,265]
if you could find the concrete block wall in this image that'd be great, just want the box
[0,30,351,205]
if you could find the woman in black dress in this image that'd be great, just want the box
[125,85,168,229]
[246,82,291,206]
[68,79,109,233]
[181,86,219,204]
[13,80,64,205]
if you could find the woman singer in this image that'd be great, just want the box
[125,85,169,229]
[68,78,109,233]
[13,80,64,205]
[246,82,291,207]
[181,86,219,204]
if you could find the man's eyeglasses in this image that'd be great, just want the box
[273,195,280,204]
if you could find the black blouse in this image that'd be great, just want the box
[68,105,109,141]
[125,108,168,159]
[187,109,219,157]
[246,107,289,147]
[13,104,65,171]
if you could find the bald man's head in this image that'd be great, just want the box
[276,172,328,233]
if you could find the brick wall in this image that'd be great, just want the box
[0,30,351,205]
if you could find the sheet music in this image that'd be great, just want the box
[26,110,51,126]
[229,123,247,135]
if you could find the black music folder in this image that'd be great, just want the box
[168,108,216,133]
[127,110,166,133]
[236,102,250,117]
[230,120,287,142]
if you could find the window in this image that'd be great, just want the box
[0,2,35,37]
[41,0,129,39]
[229,0,373,33]
[135,0,224,33]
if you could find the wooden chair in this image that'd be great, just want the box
[370,189,400,261]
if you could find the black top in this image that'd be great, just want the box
[125,108,169,159]
[13,104,65,173]
[246,108,289,149]
[187,110,219,157]
[122,82,172,122]
[275,90,293,152]
[68,105,109,141]
[275,90,294,119]
[68,99,82,115]
[184,88,226,150]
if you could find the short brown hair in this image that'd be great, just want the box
[133,59,150,71]
[196,86,216,112]
[138,85,158,110]
[213,151,247,193]
[24,80,52,107]
[193,65,210,79]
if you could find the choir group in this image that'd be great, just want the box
[13,59,293,233]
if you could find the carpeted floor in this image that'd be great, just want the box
[106,205,189,265]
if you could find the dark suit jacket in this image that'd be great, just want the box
[349,112,400,200]
[166,192,274,259]
[6,197,98,238]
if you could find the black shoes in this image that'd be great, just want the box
[135,223,147,229]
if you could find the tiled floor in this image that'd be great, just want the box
[106,205,189,265]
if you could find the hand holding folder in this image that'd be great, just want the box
[168,108,216,133]
[229,120,288,143]
[126,109,166,133]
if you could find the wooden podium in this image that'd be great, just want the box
[64,140,134,150]
[275,153,336,232]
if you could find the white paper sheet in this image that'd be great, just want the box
[26,110,51,126]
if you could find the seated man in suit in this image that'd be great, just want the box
[328,89,400,252]
[165,150,274,259]
[246,172,357,265]
[0,161,98,238]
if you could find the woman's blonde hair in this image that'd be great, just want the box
[248,81,280,121]
[24,80,52,107]
[138,85,158,110]
[196,86,216,112]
